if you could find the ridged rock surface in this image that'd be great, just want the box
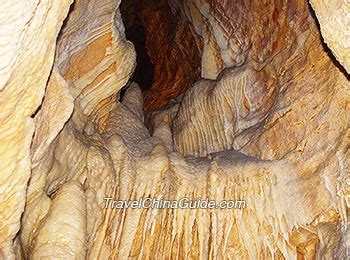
[170,0,349,161]
[0,0,348,259]
[0,0,73,257]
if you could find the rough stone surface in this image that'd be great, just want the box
[0,0,73,257]
[171,0,349,162]
[310,0,350,73]
[0,0,348,259]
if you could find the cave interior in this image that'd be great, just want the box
[0,0,349,258]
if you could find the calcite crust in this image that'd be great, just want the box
[0,0,348,259]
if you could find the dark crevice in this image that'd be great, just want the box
[126,25,155,91]
[118,83,129,102]
[119,0,202,111]
[120,3,155,93]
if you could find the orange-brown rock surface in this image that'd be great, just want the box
[122,0,203,111]
[170,0,348,161]
[0,0,348,259]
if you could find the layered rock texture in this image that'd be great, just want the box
[0,0,349,259]
[0,0,73,257]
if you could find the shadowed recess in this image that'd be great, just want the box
[120,0,202,112]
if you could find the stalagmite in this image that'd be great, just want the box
[0,0,348,259]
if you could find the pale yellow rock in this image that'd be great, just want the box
[31,68,74,167]
[29,181,87,260]
[172,65,278,157]
[121,82,144,121]
[0,0,73,257]
[310,0,350,73]
[56,0,136,118]
[21,68,74,257]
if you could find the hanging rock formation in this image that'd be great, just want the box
[0,0,349,259]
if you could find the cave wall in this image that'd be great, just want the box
[169,0,349,162]
[0,0,348,259]
[20,0,137,258]
[121,0,203,111]
[0,0,73,257]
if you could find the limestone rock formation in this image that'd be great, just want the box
[310,0,350,73]
[0,0,73,257]
[0,0,348,259]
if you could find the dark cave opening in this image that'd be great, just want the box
[120,1,154,96]
[119,0,202,111]
[124,25,155,92]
